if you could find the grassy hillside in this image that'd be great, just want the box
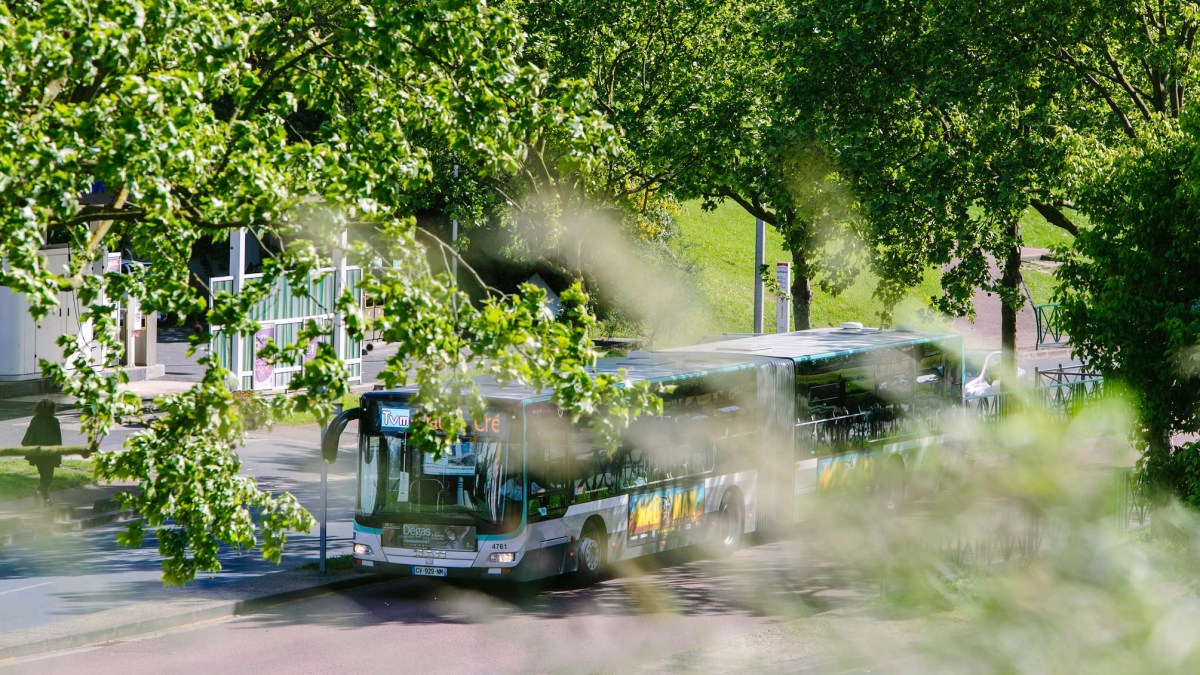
[665,201,946,343]
[1020,207,1083,251]
[660,201,1080,344]
[1019,207,1083,305]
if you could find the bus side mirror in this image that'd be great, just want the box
[322,406,362,464]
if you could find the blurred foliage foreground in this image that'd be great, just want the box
[808,391,1200,674]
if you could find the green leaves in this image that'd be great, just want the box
[91,362,318,586]
[2,0,647,584]
[1056,119,1200,495]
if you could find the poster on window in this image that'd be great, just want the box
[304,334,324,362]
[253,324,275,390]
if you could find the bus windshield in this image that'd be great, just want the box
[357,422,523,531]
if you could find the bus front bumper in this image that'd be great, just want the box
[355,542,572,582]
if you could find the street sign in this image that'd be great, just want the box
[775,262,790,333]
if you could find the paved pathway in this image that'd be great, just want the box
[952,247,1064,354]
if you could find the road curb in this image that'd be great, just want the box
[0,571,387,663]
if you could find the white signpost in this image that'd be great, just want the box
[775,261,791,333]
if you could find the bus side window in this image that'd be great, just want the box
[685,427,716,475]
[570,437,617,501]
[525,415,571,519]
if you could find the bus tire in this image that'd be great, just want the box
[573,522,606,587]
[715,490,744,556]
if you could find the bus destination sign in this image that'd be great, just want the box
[379,406,412,432]
[378,405,506,437]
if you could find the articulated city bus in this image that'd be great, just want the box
[322,326,962,584]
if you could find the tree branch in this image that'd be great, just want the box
[1175,23,1198,114]
[214,36,331,178]
[1051,48,1136,137]
[53,188,131,291]
[615,169,673,199]
[717,188,775,225]
[68,65,114,105]
[413,225,506,298]
[48,207,147,231]
[0,446,91,458]
[604,43,638,109]
[1029,197,1079,237]
[1081,71,1137,137]
[1099,40,1154,118]
[1137,4,1157,47]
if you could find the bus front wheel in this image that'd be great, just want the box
[715,491,744,556]
[573,523,605,587]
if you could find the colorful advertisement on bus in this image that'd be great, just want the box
[627,483,706,544]
[816,451,874,490]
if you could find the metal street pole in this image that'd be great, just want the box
[321,228,348,575]
[775,262,791,333]
[319,453,327,574]
[753,218,765,333]
[229,228,247,389]
[451,164,459,285]
[319,402,343,575]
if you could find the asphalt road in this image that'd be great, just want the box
[0,335,1075,670]
[1,535,905,674]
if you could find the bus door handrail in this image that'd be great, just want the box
[409,478,445,509]
[322,406,362,463]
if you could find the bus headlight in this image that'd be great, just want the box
[488,552,516,563]
[354,544,374,556]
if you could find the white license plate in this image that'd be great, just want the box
[413,566,447,577]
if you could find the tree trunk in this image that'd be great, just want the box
[1142,423,1176,501]
[790,247,813,330]
[999,218,1022,394]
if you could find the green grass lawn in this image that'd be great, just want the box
[666,201,1079,342]
[667,200,947,342]
[1022,268,1059,306]
[267,393,363,427]
[0,458,94,500]
[1020,207,1085,252]
[1020,207,1081,305]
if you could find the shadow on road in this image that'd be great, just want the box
[231,535,871,632]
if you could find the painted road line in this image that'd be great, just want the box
[0,581,52,597]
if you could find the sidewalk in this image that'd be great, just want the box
[0,569,382,661]
[952,246,1070,356]
[0,337,399,662]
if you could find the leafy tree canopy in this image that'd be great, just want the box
[778,0,1200,493]
[0,0,659,584]
[1057,119,1200,496]
[509,0,865,330]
